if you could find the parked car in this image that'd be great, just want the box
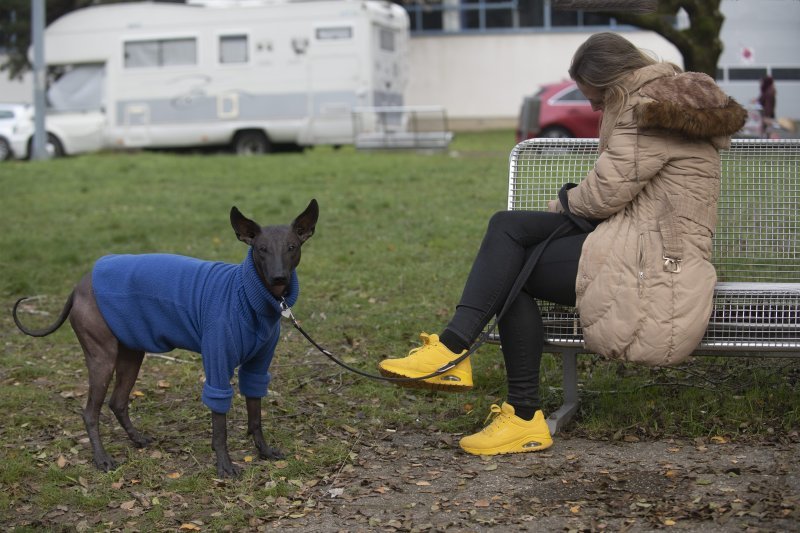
[516,80,602,142]
[0,103,34,160]
[0,102,105,160]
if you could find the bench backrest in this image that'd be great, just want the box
[508,138,800,284]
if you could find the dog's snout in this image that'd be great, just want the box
[271,276,288,286]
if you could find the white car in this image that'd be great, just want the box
[0,102,105,160]
[0,103,34,160]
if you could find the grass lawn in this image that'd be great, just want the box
[1,131,797,530]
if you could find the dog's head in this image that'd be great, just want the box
[230,199,318,298]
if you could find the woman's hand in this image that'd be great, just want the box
[547,199,564,213]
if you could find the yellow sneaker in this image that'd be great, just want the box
[459,403,553,455]
[378,333,473,391]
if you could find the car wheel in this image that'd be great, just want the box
[47,133,65,158]
[233,131,271,155]
[540,126,573,138]
[0,138,11,161]
[27,133,65,159]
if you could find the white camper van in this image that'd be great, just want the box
[43,0,409,153]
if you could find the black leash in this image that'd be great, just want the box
[283,185,595,384]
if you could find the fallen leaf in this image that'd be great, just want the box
[623,435,640,443]
[474,499,490,508]
[132,391,145,398]
[416,481,431,486]
[570,505,581,514]
[483,463,498,471]
[56,455,67,469]
[167,472,182,479]
[711,436,728,444]
[244,456,253,463]
[179,524,202,531]
[664,519,677,526]
[120,500,137,511]
[157,380,171,388]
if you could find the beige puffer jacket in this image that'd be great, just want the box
[567,63,747,365]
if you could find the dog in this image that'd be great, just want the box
[12,200,319,477]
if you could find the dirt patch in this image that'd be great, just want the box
[268,430,799,532]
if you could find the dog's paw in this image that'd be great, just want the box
[94,454,118,472]
[216,460,242,478]
[258,445,285,460]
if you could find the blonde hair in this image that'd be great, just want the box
[569,32,678,147]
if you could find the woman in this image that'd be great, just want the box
[379,33,747,456]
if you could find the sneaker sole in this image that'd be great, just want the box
[460,438,553,456]
[378,367,473,392]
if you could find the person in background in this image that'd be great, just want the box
[758,75,776,133]
[378,32,747,456]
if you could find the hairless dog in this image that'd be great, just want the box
[13,200,318,477]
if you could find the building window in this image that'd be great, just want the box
[728,67,768,81]
[401,0,618,34]
[772,68,800,81]
[124,38,197,68]
[220,35,248,64]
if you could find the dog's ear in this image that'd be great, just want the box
[230,206,262,245]
[292,199,319,243]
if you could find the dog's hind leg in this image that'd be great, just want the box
[109,346,152,449]
[70,274,121,472]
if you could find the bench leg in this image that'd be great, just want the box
[546,348,580,435]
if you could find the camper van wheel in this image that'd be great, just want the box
[233,131,271,155]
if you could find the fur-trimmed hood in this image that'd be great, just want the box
[625,64,747,146]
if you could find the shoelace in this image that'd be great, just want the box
[406,333,433,356]
[480,404,511,436]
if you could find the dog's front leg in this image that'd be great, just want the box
[246,397,285,460]
[211,411,241,478]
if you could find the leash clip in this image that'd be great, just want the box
[279,298,295,320]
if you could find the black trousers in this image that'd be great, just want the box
[445,210,590,411]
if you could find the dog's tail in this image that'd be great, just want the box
[12,292,75,337]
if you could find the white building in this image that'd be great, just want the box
[403,0,800,130]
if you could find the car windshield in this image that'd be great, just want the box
[555,87,590,103]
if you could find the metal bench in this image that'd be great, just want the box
[489,138,800,434]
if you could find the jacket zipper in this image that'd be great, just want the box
[638,233,646,297]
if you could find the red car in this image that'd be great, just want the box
[516,80,602,142]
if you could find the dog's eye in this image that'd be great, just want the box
[287,244,297,251]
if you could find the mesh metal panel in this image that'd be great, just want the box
[505,138,800,352]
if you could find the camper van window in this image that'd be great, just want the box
[124,38,197,68]
[379,28,395,51]
[316,27,353,40]
[220,35,248,64]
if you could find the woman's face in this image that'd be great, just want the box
[577,81,605,112]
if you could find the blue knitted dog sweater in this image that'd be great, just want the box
[92,249,298,413]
